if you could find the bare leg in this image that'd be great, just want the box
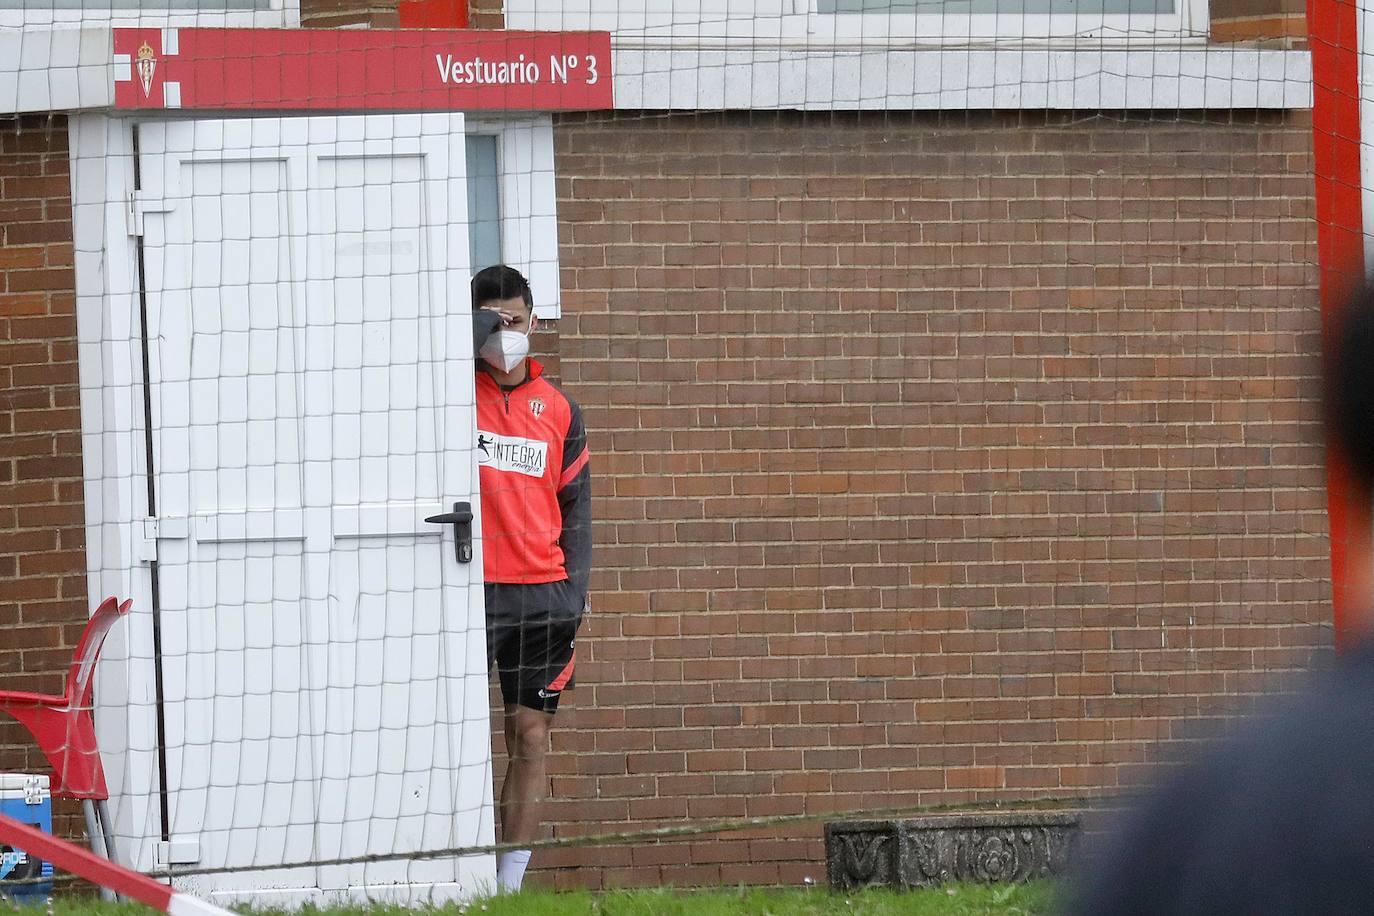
[499,704,553,844]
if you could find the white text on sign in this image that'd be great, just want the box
[435,54,601,86]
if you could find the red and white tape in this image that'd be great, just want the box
[0,813,235,916]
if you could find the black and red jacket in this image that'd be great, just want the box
[473,314,591,605]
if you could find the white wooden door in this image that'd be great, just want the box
[137,114,494,905]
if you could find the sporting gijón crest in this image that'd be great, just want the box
[114,30,180,108]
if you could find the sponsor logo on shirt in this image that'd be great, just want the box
[476,429,548,478]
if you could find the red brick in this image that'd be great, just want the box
[4,267,72,293]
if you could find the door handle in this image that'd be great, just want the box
[425,501,474,564]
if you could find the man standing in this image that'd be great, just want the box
[470,265,591,893]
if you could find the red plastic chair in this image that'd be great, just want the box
[0,596,131,876]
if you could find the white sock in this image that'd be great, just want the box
[497,849,532,892]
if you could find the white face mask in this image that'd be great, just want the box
[480,328,531,373]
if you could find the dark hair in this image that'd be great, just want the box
[1326,287,1374,486]
[471,265,533,312]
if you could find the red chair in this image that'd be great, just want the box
[0,596,131,876]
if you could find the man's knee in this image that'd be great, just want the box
[511,712,551,761]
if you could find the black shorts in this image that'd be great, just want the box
[485,580,583,714]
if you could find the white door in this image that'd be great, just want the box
[136,114,495,905]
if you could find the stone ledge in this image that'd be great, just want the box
[825,812,1081,891]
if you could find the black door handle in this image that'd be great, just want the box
[425,501,474,564]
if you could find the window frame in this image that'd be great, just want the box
[504,0,1210,43]
[0,0,296,31]
[465,116,562,320]
[813,0,1206,41]
[465,131,506,278]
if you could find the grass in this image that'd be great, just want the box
[460,884,1058,915]
[35,883,1057,916]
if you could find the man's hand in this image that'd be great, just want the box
[481,304,522,328]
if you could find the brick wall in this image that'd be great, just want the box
[541,109,1332,888]
[0,115,89,812]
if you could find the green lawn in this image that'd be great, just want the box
[42,883,1057,916]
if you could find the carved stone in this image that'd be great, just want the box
[825,812,1081,891]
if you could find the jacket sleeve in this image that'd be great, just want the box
[472,309,502,356]
[557,396,592,611]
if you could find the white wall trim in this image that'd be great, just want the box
[70,112,162,872]
[611,45,1312,110]
[5,29,1312,115]
[506,0,1210,43]
[0,4,296,33]
[1,29,114,113]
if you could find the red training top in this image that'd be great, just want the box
[475,358,591,593]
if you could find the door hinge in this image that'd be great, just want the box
[127,191,173,237]
[135,515,189,563]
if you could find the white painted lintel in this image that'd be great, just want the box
[3,28,1312,116]
[611,44,1312,111]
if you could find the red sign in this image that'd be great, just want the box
[113,28,612,111]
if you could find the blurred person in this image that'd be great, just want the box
[1064,291,1374,915]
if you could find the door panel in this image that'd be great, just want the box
[138,114,493,905]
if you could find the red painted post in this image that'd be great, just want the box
[1307,0,1373,648]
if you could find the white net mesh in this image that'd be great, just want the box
[0,0,1342,901]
